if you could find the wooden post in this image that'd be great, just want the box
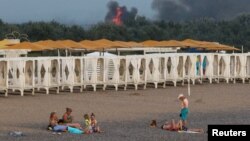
[58,49,60,57]
[188,77,191,96]
[65,49,68,57]
[84,49,87,56]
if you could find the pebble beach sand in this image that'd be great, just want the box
[0,83,250,141]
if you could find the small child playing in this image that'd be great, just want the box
[90,113,102,133]
[84,114,92,133]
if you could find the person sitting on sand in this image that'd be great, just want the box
[48,112,68,132]
[60,108,82,129]
[161,119,203,133]
[62,107,73,123]
[84,114,92,133]
[90,113,103,133]
[178,94,189,130]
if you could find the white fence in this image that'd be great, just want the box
[0,53,250,96]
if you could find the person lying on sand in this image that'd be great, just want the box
[161,119,182,131]
[161,119,204,133]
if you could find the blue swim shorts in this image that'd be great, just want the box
[180,108,189,121]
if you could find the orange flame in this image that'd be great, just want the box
[112,7,123,26]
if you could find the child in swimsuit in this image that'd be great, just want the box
[90,113,102,133]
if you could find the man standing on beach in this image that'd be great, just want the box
[178,94,189,130]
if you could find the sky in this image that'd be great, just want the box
[0,0,154,24]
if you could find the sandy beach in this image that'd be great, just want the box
[0,82,250,141]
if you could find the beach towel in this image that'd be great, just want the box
[67,127,84,134]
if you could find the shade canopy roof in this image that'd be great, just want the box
[94,39,130,49]
[160,40,184,47]
[141,40,166,47]
[127,41,144,47]
[113,41,131,48]
[34,40,67,49]
[0,39,19,48]
[0,44,8,49]
[181,39,239,51]
[2,39,239,51]
[1,42,49,51]
[79,40,104,50]
[181,39,206,48]
[0,39,10,46]
[56,40,85,49]
[0,39,19,46]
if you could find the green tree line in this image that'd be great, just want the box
[1,15,250,51]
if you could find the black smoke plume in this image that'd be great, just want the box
[152,0,250,21]
[105,1,138,24]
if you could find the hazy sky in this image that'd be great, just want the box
[0,0,154,24]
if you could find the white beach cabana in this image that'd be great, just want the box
[165,54,178,86]
[35,57,51,94]
[0,59,8,96]
[103,56,120,91]
[49,58,60,93]
[8,58,26,96]
[246,53,250,81]
[61,57,75,92]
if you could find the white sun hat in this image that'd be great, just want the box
[178,94,184,99]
